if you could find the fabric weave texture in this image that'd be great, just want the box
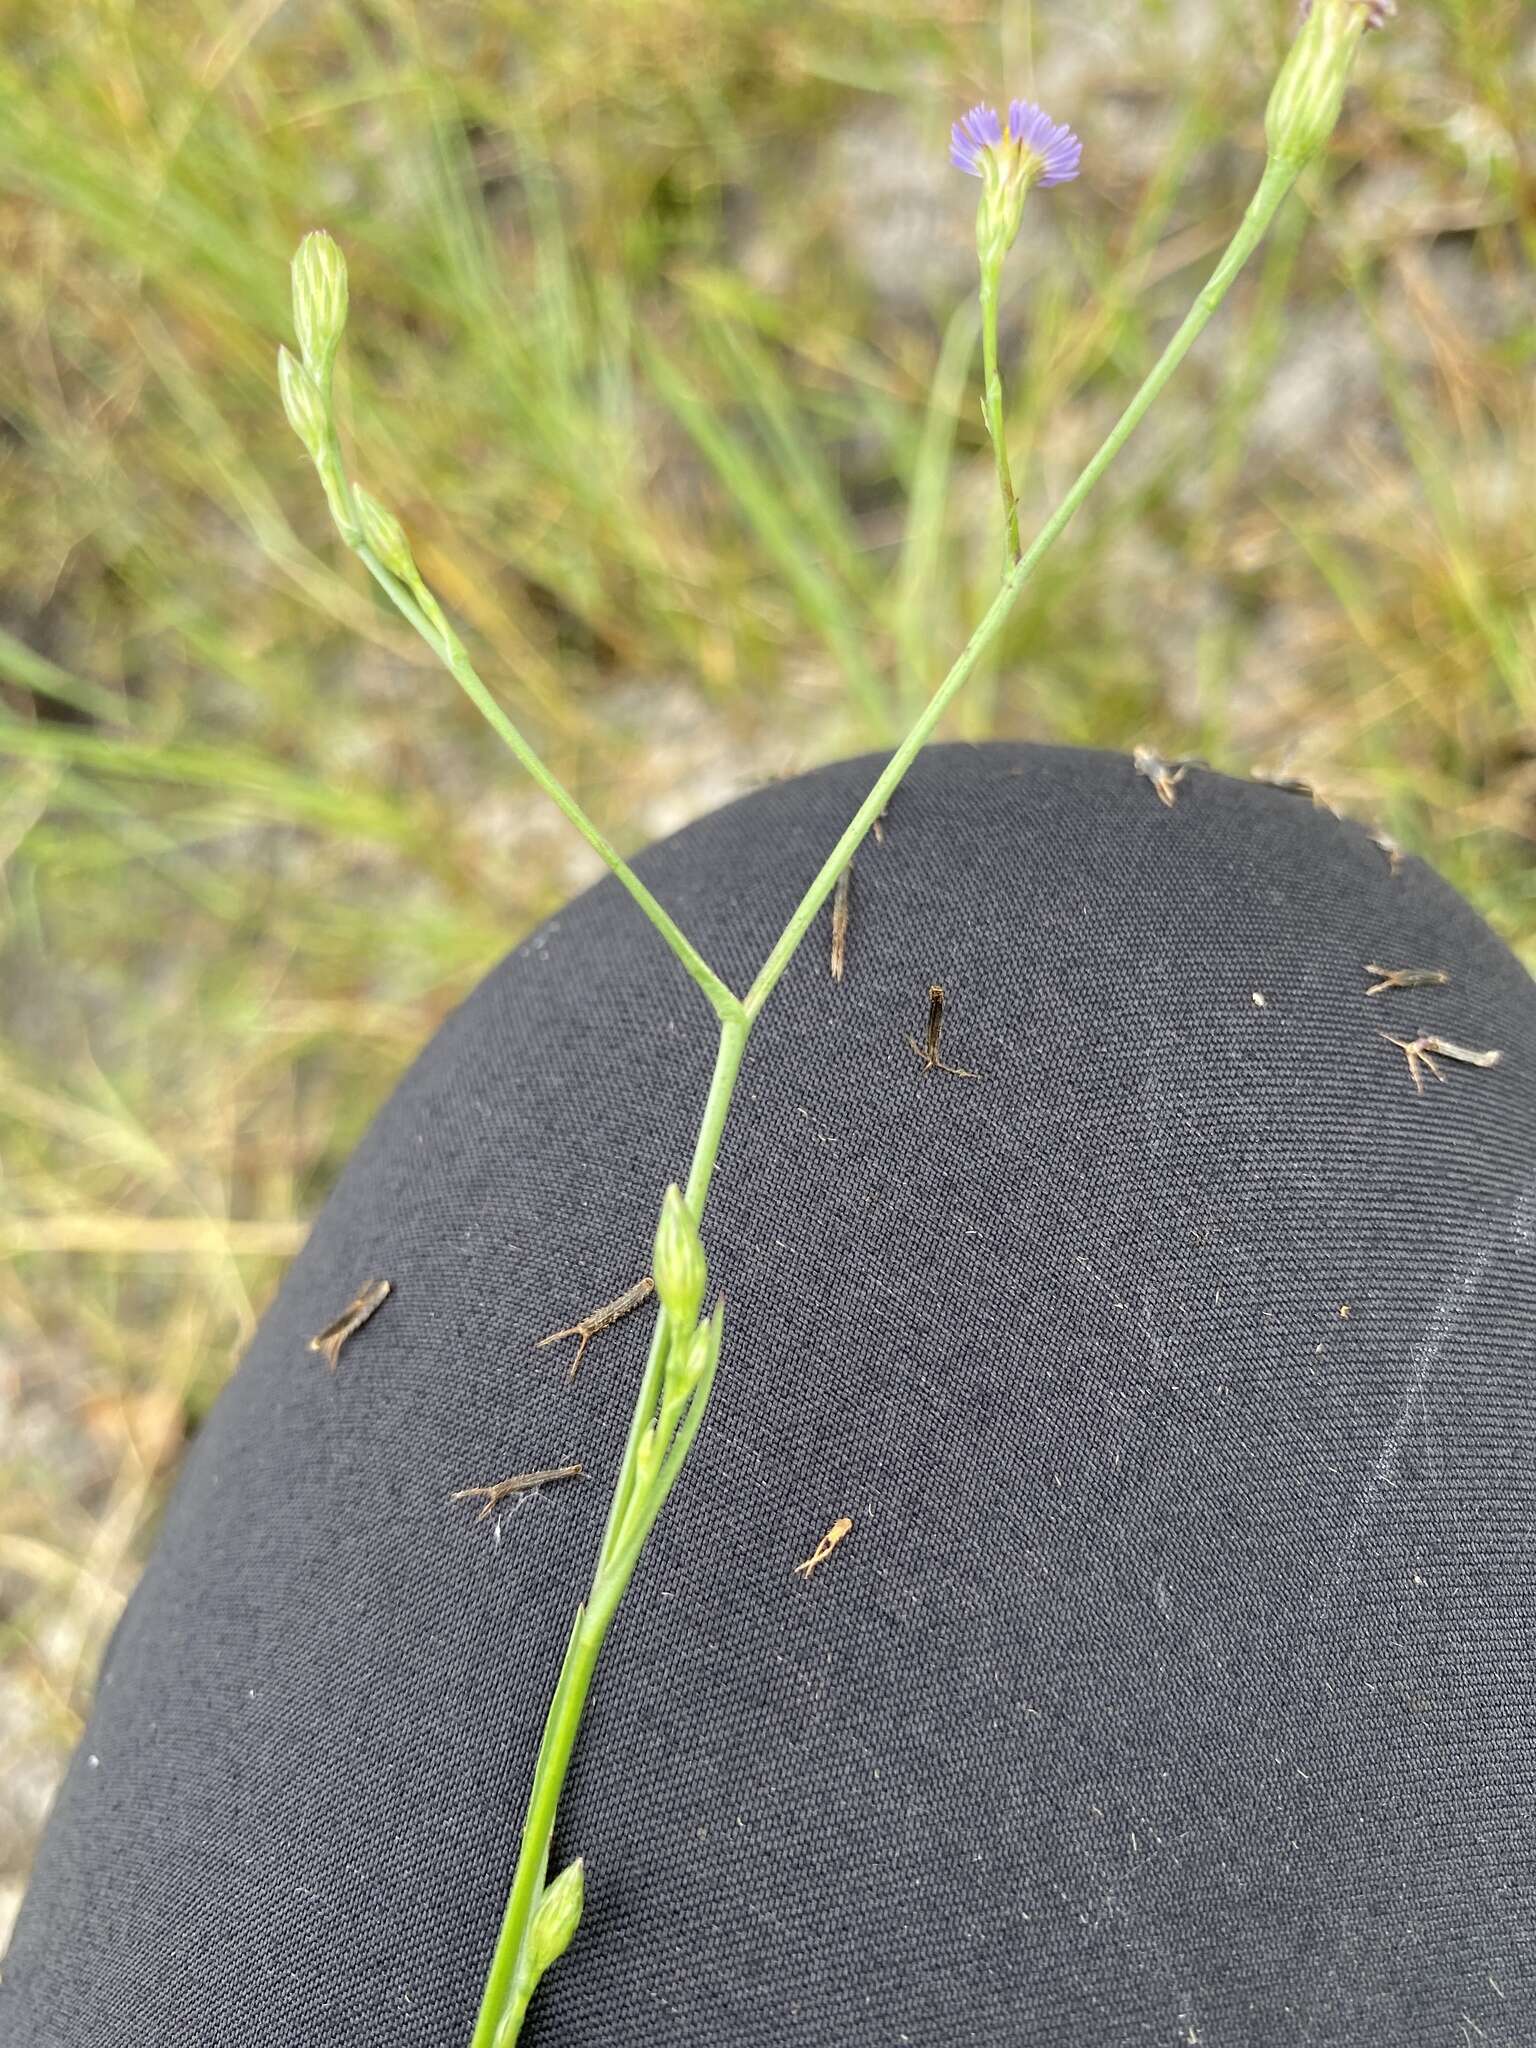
[6,742,1534,2046]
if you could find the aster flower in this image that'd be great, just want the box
[952,96,1082,284]
[950,96,1082,568]
[949,103,1003,177]
[1004,101,1083,188]
[950,100,1082,191]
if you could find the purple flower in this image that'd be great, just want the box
[949,104,1003,177]
[1007,101,1084,188]
[950,98,1082,189]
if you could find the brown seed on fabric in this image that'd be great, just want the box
[308,1278,392,1372]
[1380,1031,1501,1096]
[907,983,977,1079]
[830,862,853,983]
[1365,963,1449,996]
[450,1465,585,1521]
[537,1276,656,1380]
[1133,746,1189,808]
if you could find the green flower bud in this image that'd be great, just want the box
[634,1420,665,1494]
[291,230,349,379]
[1265,0,1392,172]
[525,1857,584,1984]
[277,345,328,466]
[353,483,417,583]
[670,1297,724,1403]
[652,1184,706,1331]
[643,1302,723,1489]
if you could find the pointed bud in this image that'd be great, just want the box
[291,231,349,378]
[652,1184,706,1332]
[1265,0,1392,171]
[669,1297,724,1403]
[277,346,329,465]
[353,484,417,582]
[634,1420,665,1494]
[525,1858,584,1984]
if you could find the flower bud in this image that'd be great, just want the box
[525,1858,583,1984]
[277,345,329,465]
[695,1298,725,1389]
[1265,0,1393,171]
[667,1298,724,1405]
[353,483,417,583]
[652,1184,706,1331]
[634,1421,664,1493]
[291,231,349,379]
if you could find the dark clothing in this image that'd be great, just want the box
[7,744,1534,2045]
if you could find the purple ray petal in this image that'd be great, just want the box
[950,102,1003,176]
[1009,99,1083,187]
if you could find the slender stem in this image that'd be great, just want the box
[467,1608,589,2048]
[978,265,1022,566]
[351,544,741,1027]
[473,1289,724,2048]
[744,156,1298,1025]
[468,150,1299,2048]
[468,1010,749,2048]
[681,1012,751,1212]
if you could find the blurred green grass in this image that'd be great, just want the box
[1,0,1532,1934]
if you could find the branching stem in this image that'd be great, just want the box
[465,151,1299,2048]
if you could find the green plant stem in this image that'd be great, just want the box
[467,150,1298,2048]
[466,1011,749,2048]
[467,1607,591,2046]
[746,155,1297,1023]
[978,263,1022,566]
[309,396,739,1023]
[347,536,741,1026]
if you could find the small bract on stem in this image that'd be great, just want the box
[272,6,1396,2039]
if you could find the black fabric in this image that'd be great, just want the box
[6,742,1535,2047]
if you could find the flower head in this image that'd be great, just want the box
[949,103,1004,177]
[1005,101,1084,189]
[1268,0,1395,168]
[951,98,1081,271]
[652,1182,706,1331]
[291,230,349,382]
[950,100,1082,189]
[525,1858,584,1984]
[352,483,418,584]
[277,344,327,463]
